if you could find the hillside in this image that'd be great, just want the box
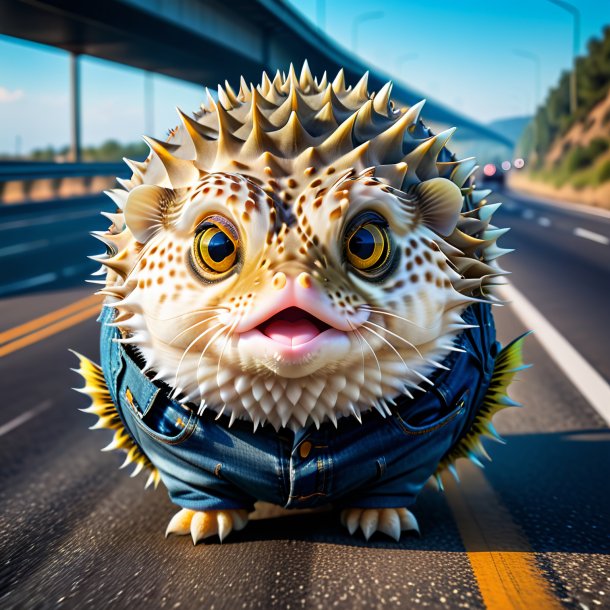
[511,88,610,209]
[513,26,610,210]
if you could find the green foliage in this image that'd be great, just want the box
[530,149,610,190]
[28,139,148,162]
[565,138,609,173]
[30,145,70,160]
[82,140,148,162]
[589,138,609,157]
[518,26,610,160]
[571,172,592,190]
[595,159,610,184]
[570,158,610,190]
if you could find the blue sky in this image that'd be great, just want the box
[296,0,610,116]
[0,0,608,155]
[0,39,205,156]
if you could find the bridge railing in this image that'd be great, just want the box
[0,161,129,205]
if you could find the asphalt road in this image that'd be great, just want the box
[0,188,609,609]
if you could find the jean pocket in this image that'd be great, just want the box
[391,388,469,436]
[124,388,199,446]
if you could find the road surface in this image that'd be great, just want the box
[0,188,608,609]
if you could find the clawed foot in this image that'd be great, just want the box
[165,506,418,544]
[340,507,420,541]
[165,508,249,544]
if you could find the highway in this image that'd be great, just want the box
[0,188,609,609]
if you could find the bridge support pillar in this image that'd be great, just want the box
[70,52,82,163]
[144,71,154,137]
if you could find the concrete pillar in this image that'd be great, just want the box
[70,52,82,163]
[144,71,154,137]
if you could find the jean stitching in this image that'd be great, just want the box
[376,457,387,479]
[393,404,465,436]
[276,437,290,502]
[317,456,326,494]
[326,451,334,496]
[129,407,198,445]
[289,491,327,500]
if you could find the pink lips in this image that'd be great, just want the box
[257,307,331,347]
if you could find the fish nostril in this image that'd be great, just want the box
[272,272,287,290]
[297,272,312,289]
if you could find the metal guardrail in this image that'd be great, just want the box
[0,161,131,204]
[0,161,129,182]
[0,0,513,149]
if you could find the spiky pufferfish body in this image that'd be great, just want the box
[77,63,524,498]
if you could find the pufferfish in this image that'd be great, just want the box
[74,63,528,545]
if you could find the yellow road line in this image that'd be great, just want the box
[444,462,561,609]
[0,304,101,358]
[0,294,101,345]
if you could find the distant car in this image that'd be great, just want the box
[480,163,505,187]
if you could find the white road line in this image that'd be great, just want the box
[0,399,54,437]
[0,233,84,259]
[0,208,98,232]
[573,227,609,245]
[0,239,50,257]
[537,216,551,227]
[507,188,610,220]
[0,272,58,296]
[501,283,610,426]
[61,263,91,277]
[0,262,92,296]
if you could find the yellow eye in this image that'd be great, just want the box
[193,220,238,275]
[346,222,391,271]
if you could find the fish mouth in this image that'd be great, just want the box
[237,305,360,376]
[255,306,333,347]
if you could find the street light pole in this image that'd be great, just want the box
[513,49,541,159]
[351,11,384,54]
[144,72,154,137]
[547,0,580,114]
[69,52,82,163]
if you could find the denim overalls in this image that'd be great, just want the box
[99,302,498,512]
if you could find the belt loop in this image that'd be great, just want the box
[99,305,118,379]
[119,348,161,419]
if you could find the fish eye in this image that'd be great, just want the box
[192,216,238,278]
[345,212,393,277]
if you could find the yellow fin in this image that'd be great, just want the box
[72,352,160,489]
[432,331,531,489]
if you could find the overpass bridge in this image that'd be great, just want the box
[0,0,512,162]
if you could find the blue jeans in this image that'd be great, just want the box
[99,303,498,512]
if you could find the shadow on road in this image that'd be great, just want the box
[175,430,610,555]
[481,429,610,554]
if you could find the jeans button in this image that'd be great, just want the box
[299,441,312,459]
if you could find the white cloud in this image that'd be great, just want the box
[0,86,25,103]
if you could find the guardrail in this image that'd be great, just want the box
[0,161,130,205]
